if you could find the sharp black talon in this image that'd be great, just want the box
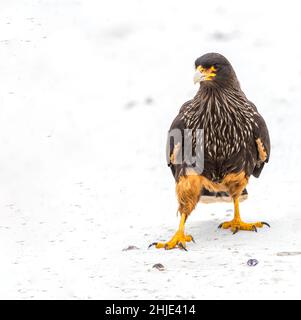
[252,225,258,232]
[262,222,270,228]
[148,242,157,249]
[191,236,196,243]
[233,227,239,235]
[178,243,188,251]
[218,223,223,229]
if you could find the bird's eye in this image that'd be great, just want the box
[212,64,219,69]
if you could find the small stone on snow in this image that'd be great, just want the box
[152,263,165,271]
[122,245,139,251]
[247,259,259,266]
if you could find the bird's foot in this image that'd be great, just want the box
[218,219,270,234]
[148,230,195,251]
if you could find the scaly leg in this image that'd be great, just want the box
[218,198,270,234]
[149,175,201,250]
[149,213,194,250]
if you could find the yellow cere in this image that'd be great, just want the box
[197,65,217,80]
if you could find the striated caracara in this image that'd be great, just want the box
[150,53,270,251]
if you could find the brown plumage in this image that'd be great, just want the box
[150,53,271,251]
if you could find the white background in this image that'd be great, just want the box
[0,0,301,299]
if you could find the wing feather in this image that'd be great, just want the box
[249,101,270,177]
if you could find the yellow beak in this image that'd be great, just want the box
[193,65,217,84]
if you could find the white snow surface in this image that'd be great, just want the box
[0,0,301,300]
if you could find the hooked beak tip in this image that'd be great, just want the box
[193,70,203,84]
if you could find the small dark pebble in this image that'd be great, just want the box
[247,259,259,266]
[152,263,165,271]
[122,245,139,251]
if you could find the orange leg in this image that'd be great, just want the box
[149,213,194,250]
[149,175,201,250]
[218,198,270,234]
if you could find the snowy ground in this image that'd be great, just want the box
[0,0,301,299]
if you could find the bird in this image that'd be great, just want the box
[149,53,270,251]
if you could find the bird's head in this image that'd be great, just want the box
[193,53,239,88]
